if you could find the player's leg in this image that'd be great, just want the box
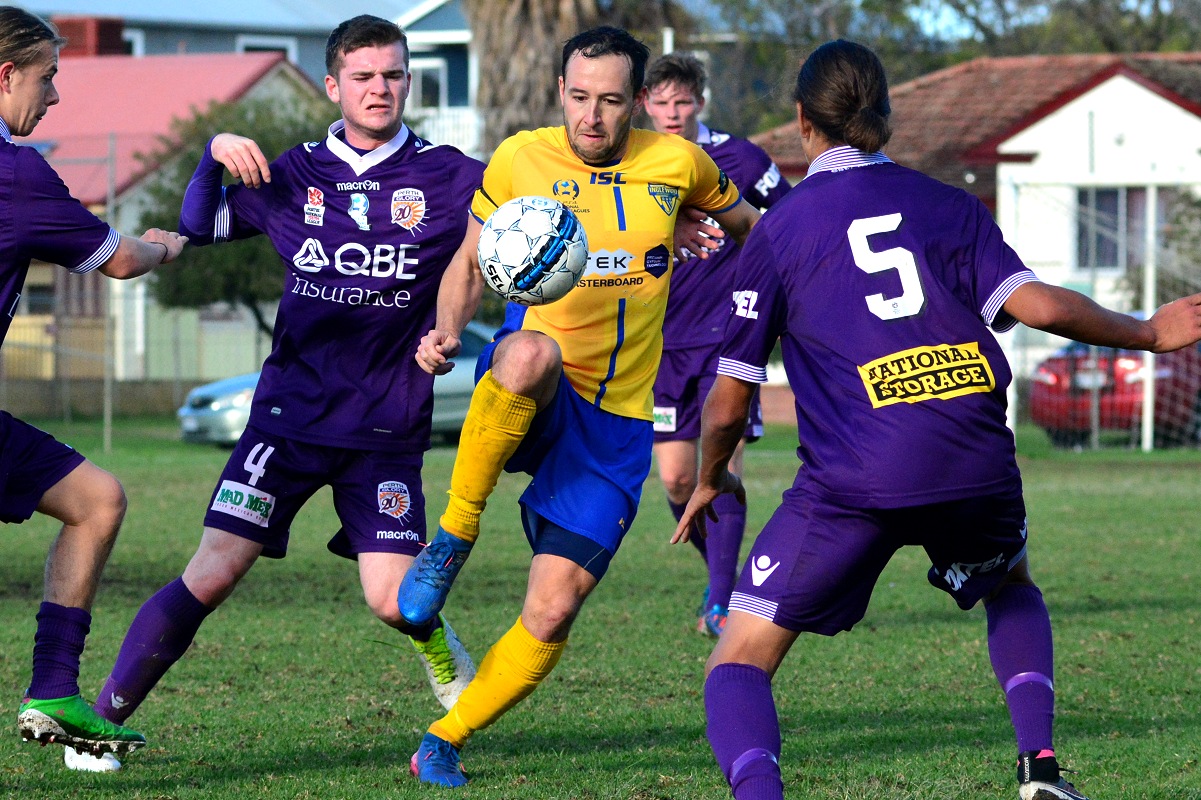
[415,546,599,786]
[704,612,798,800]
[922,493,1086,799]
[398,331,558,626]
[700,439,749,637]
[333,449,476,711]
[985,562,1087,799]
[70,429,313,770]
[708,484,897,800]
[17,450,148,757]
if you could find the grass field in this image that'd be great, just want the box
[0,417,1198,799]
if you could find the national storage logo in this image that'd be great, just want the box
[858,342,995,408]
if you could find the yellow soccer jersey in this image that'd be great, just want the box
[473,126,741,420]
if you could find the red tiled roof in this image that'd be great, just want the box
[752,52,1201,206]
[19,52,302,205]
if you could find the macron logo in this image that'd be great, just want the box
[110,694,128,709]
[750,554,779,586]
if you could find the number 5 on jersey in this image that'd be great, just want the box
[848,213,925,321]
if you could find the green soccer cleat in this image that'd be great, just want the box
[410,615,476,710]
[17,694,146,756]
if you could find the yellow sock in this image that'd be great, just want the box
[440,370,537,544]
[428,617,565,749]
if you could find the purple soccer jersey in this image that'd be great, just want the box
[661,125,791,350]
[183,122,484,452]
[720,147,1036,507]
[0,124,119,347]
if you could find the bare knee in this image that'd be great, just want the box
[491,332,561,403]
[180,528,262,608]
[521,599,580,642]
[660,470,697,505]
[40,462,127,539]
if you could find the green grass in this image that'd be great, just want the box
[1,418,1198,799]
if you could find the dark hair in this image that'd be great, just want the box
[793,39,891,153]
[561,26,650,93]
[0,6,65,69]
[645,52,706,97]
[325,14,407,76]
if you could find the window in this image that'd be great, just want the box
[1076,187,1177,272]
[235,34,298,63]
[22,285,54,315]
[409,57,448,110]
[122,28,145,56]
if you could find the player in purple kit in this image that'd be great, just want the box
[64,15,481,773]
[643,53,790,637]
[0,7,187,758]
[676,40,1201,800]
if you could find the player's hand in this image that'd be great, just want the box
[211,133,271,188]
[140,228,188,263]
[671,470,746,544]
[416,329,462,375]
[673,206,725,262]
[1148,292,1201,353]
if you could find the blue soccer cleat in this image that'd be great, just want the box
[410,732,468,787]
[398,528,474,627]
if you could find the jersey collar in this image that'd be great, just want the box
[695,121,712,145]
[0,117,11,143]
[805,145,892,179]
[325,119,410,176]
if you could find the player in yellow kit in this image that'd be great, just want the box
[398,26,760,787]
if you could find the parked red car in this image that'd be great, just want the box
[1028,340,1201,447]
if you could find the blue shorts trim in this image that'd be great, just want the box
[522,509,613,581]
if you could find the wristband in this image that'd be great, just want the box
[156,241,170,264]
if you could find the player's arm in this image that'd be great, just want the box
[97,229,188,279]
[672,375,753,544]
[179,134,271,244]
[416,214,486,376]
[710,198,760,248]
[1003,282,1201,354]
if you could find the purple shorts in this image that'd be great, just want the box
[652,344,763,443]
[729,476,1028,634]
[203,424,426,560]
[0,411,86,524]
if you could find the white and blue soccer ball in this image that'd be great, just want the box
[477,196,589,306]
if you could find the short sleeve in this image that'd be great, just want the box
[684,143,742,216]
[717,223,788,382]
[16,148,117,273]
[965,195,1039,332]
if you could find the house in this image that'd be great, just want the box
[11,51,323,387]
[752,53,1201,379]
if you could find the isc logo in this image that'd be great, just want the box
[292,238,419,279]
[589,171,626,185]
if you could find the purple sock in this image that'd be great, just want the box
[27,602,91,700]
[93,577,213,724]
[705,663,784,800]
[669,498,707,561]
[707,494,747,608]
[986,583,1055,753]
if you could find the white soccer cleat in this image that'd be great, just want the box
[410,614,476,710]
[64,746,122,772]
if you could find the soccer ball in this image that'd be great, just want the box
[477,196,589,306]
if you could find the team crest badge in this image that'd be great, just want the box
[377,480,412,521]
[648,184,680,215]
[348,193,371,231]
[391,188,427,231]
[552,179,580,201]
[304,186,325,226]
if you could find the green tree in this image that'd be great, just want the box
[137,96,335,338]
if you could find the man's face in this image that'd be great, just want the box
[644,80,702,141]
[325,42,410,149]
[559,51,644,166]
[1,42,60,138]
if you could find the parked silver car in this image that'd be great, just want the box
[178,321,496,446]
